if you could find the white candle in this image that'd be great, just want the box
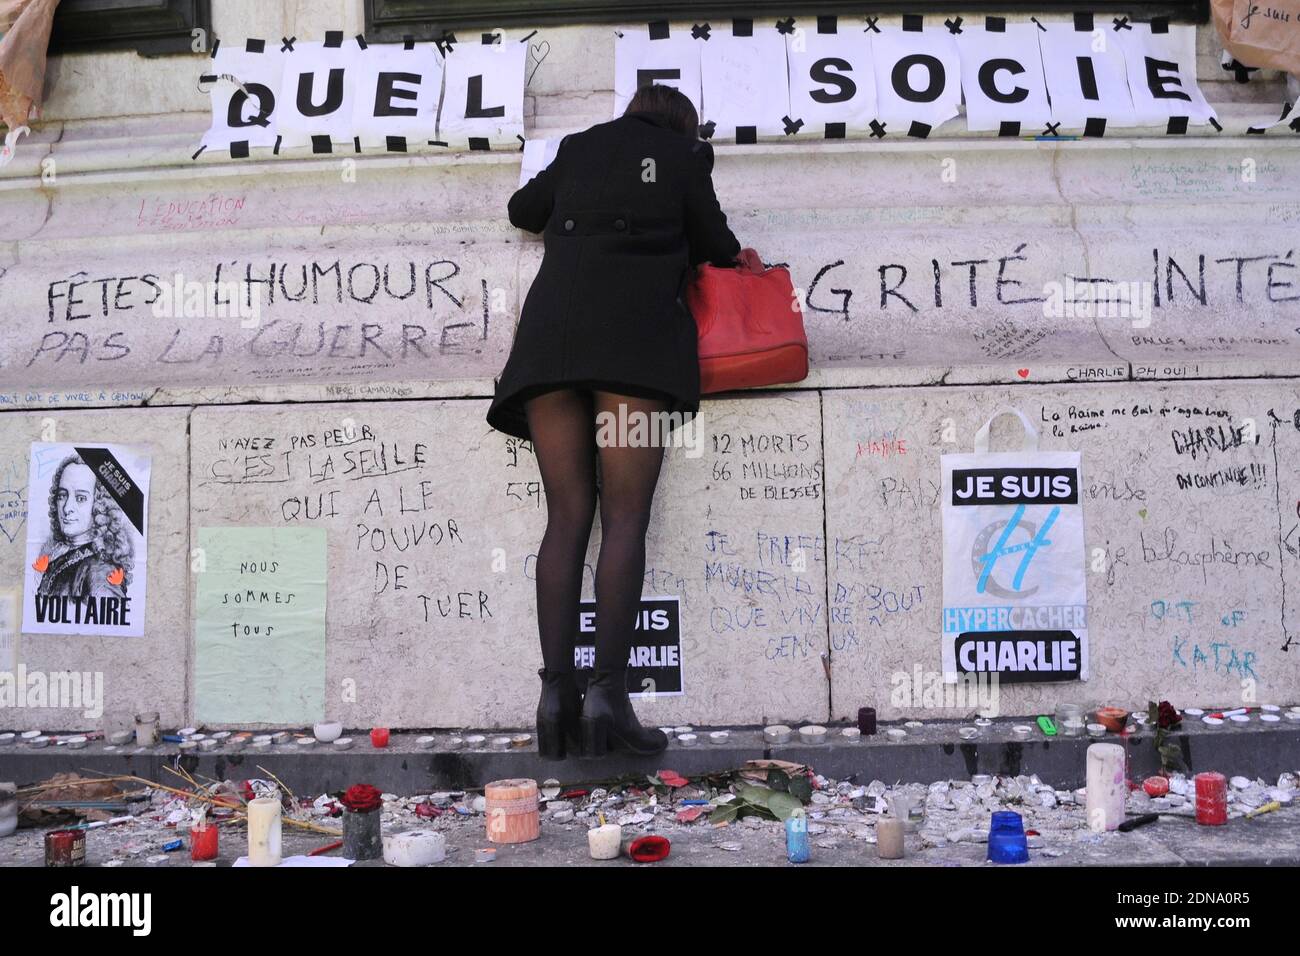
[1085,743,1126,832]
[588,823,622,860]
[247,797,282,866]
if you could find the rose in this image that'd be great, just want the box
[1157,700,1181,730]
[340,784,383,813]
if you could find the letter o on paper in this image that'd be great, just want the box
[891,54,945,103]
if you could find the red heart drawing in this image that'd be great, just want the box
[33,554,49,573]
[1016,368,1030,379]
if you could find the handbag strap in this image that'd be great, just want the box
[973,406,1039,454]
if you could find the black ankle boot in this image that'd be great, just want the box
[579,668,668,758]
[536,667,582,760]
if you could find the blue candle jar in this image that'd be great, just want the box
[785,810,810,863]
[986,810,1029,864]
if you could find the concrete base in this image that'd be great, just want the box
[2,720,1295,793]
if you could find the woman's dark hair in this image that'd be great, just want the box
[624,85,699,139]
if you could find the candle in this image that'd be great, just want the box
[763,724,792,744]
[1195,772,1228,826]
[484,778,540,844]
[1085,743,1126,832]
[876,818,905,859]
[191,822,218,861]
[588,823,622,860]
[369,728,389,748]
[247,797,282,866]
[785,810,810,863]
[857,707,877,735]
[134,712,160,746]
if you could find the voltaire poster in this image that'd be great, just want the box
[23,443,151,637]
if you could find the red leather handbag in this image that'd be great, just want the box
[685,248,809,394]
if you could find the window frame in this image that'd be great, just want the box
[48,0,213,57]
[363,0,1208,40]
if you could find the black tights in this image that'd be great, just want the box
[524,387,669,673]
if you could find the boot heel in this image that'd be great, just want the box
[537,717,566,760]
[580,716,608,758]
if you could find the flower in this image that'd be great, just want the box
[1156,700,1181,730]
[340,784,383,813]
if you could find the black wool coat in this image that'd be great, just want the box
[486,110,742,442]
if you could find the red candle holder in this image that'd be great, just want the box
[370,727,390,748]
[190,824,218,861]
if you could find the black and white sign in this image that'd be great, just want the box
[574,595,683,697]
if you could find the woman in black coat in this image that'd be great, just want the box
[487,84,741,760]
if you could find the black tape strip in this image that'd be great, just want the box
[230,140,249,158]
[387,135,407,152]
[648,20,669,40]
[734,17,753,36]
[516,134,526,150]
[902,14,923,32]
[736,125,757,144]
[405,35,417,50]
[280,36,296,51]
[775,17,795,35]
[353,136,362,153]
[984,16,1004,32]
[999,121,1020,136]
[73,447,146,536]
[1150,17,1169,34]
[825,122,845,139]
[1083,117,1106,137]
[1074,12,1094,32]
[1166,116,1188,135]
[869,119,887,138]
[481,32,496,44]
[429,139,448,146]
[1042,121,1062,135]
[355,34,367,49]
[1030,17,1047,31]
[273,134,282,154]
[699,119,716,139]
[782,115,804,135]
[311,134,332,153]
[691,23,710,40]
[864,16,881,33]
[946,17,965,34]
[199,74,217,83]
[210,37,220,57]
[324,30,343,47]
[1112,17,1131,31]
[817,15,836,34]
[245,37,264,54]
[1246,125,1266,135]
[1208,117,1222,131]
[908,120,931,138]
[468,137,491,150]
[191,144,207,160]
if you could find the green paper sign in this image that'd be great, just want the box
[194,526,327,725]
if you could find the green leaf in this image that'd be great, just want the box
[788,774,813,802]
[711,802,739,825]
[767,769,790,792]
[768,792,803,820]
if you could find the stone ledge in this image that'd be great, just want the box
[2,721,1294,792]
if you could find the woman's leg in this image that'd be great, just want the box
[524,387,598,671]
[590,389,670,671]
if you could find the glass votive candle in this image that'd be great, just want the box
[1056,704,1085,737]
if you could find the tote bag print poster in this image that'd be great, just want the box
[941,409,1087,684]
[24,443,151,637]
